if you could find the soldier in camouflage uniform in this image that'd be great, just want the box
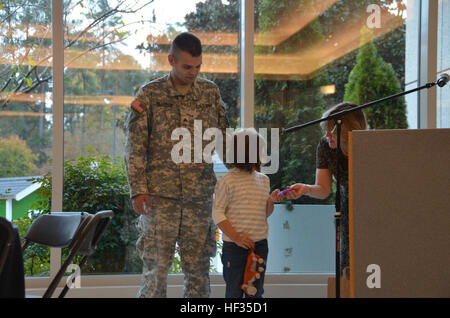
[124,32,229,298]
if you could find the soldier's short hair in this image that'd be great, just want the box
[170,32,202,58]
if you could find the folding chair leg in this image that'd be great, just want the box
[22,240,31,253]
[43,250,78,298]
[58,255,89,298]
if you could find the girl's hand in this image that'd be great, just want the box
[234,233,255,250]
[269,189,283,203]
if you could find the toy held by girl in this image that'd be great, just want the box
[212,128,285,298]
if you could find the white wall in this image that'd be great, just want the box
[267,204,336,273]
[212,204,336,274]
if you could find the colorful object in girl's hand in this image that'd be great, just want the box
[277,188,293,197]
[241,247,265,297]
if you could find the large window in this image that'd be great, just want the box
[255,0,411,198]
[62,0,239,275]
[0,0,52,277]
[253,0,413,273]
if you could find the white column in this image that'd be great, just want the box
[418,0,438,128]
[405,0,420,129]
[240,0,255,128]
[51,0,64,278]
[6,199,13,221]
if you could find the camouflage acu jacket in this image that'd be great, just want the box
[124,74,229,199]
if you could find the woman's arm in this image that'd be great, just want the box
[285,168,333,200]
[310,168,333,199]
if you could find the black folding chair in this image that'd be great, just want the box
[0,217,25,298]
[22,210,113,298]
[22,212,89,252]
[0,217,15,276]
[49,210,114,298]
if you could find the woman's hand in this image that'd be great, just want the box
[284,183,310,200]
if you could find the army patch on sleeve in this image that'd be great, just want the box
[131,98,146,113]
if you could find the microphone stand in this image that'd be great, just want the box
[282,73,448,298]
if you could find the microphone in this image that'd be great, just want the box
[437,73,449,87]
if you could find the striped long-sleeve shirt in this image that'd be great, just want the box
[212,168,270,242]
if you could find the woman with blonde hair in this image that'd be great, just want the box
[285,102,368,275]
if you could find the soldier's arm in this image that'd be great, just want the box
[124,89,151,199]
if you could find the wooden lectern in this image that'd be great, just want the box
[348,128,450,297]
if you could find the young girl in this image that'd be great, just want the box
[212,128,284,298]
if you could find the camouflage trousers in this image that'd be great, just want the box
[136,195,217,298]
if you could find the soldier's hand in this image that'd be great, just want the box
[132,194,151,216]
